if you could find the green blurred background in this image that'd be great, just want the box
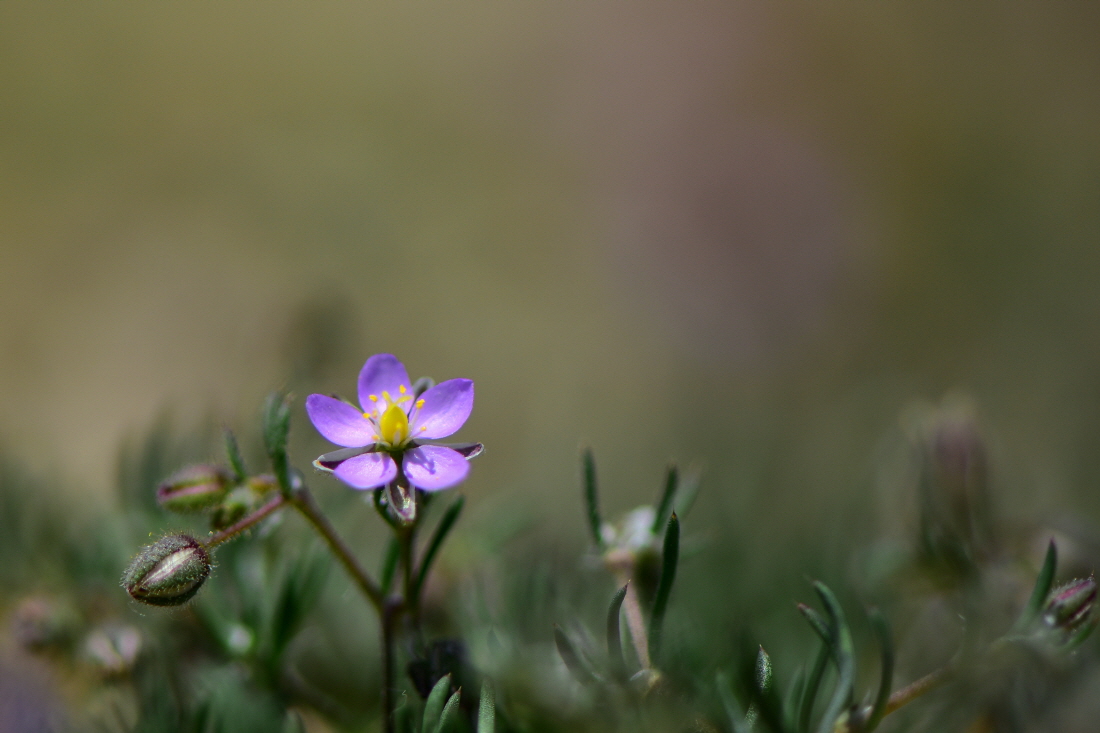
[3,2,1100,726]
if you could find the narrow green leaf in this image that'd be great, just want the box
[554,625,595,685]
[607,582,629,680]
[422,674,452,733]
[813,582,855,733]
[784,667,806,733]
[436,689,462,733]
[799,640,830,733]
[863,608,894,732]
[223,428,247,482]
[647,513,680,660]
[672,467,702,519]
[1014,539,1058,632]
[380,536,401,596]
[1067,618,1099,649]
[413,496,465,602]
[582,448,603,548]
[477,681,495,733]
[651,463,678,534]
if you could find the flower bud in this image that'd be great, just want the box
[1043,576,1097,635]
[156,465,229,513]
[601,507,662,606]
[905,397,994,581]
[122,534,211,606]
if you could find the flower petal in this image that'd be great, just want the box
[410,379,474,439]
[358,354,412,412]
[305,394,376,447]
[334,452,397,490]
[402,445,470,491]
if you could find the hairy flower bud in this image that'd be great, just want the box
[156,465,229,513]
[1043,576,1097,636]
[122,534,211,607]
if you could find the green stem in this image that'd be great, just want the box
[883,666,952,716]
[400,525,417,621]
[288,485,384,612]
[202,493,287,550]
[381,596,402,733]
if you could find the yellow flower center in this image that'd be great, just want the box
[361,384,427,448]
[379,403,410,447]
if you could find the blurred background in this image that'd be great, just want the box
[3,3,1100,730]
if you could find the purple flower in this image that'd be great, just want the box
[306,354,480,492]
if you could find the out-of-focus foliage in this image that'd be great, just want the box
[5,393,1100,731]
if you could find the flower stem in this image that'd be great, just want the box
[288,485,385,612]
[201,493,287,550]
[400,526,417,616]
[883,665,952,716]
[381,596,403,733]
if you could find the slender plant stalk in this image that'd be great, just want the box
[288,485,384,612]
[381,597,402,733]
[401,525,416,608]
[202,493,287,550]
[884,666,952,716]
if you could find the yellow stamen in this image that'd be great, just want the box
[378,403,410,446]
[369,394,378,402]
[399,384,407,394]
[415,399,425,409]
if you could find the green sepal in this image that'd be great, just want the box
[412,376,436,399]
